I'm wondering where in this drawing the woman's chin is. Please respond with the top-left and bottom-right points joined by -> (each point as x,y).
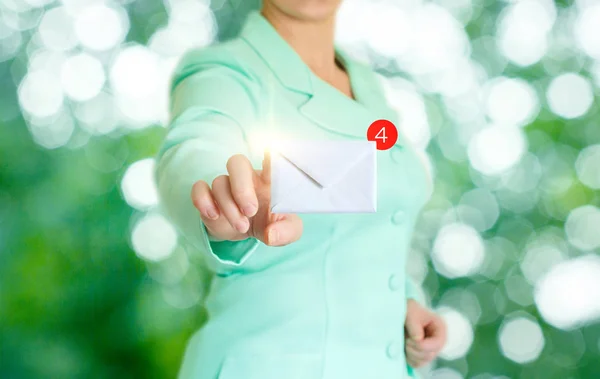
268,0 -> 342,22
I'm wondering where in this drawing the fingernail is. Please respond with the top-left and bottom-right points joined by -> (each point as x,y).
243,203 -> 257,217
206,208 -> 219,220
235,219 -> 249,233
268,228 -> 278,244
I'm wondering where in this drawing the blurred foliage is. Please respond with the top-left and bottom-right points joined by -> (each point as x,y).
1,0 -> 600,378
0,115 -> 197,378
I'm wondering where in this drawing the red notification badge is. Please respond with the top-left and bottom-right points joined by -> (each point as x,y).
367,119 -> 398,150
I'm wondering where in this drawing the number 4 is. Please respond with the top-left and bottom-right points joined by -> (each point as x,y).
375,126 -> 387,143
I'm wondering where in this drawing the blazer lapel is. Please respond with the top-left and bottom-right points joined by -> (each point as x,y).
240,11 -> 406,146
299,53 -> 406,145
298,78 -> 375,140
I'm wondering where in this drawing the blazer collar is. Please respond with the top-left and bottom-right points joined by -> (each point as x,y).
239,11 -> 401,142
240,11 -> 314,95
336,51 -> 397,121
239,11 -> 393,109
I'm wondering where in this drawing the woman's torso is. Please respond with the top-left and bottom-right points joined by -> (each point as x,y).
177,12 -> 433,379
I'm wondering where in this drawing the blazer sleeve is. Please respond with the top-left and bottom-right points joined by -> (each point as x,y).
406,277 -> 424,303
155,49 -> 262,275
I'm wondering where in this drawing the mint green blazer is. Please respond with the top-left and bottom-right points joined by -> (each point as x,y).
156,10 -> 433,379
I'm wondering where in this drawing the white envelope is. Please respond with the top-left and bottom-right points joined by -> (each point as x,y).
270,140 -> 377,213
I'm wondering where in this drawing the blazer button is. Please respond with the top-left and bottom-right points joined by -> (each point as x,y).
388,274 -> 401,291
391,210 -> 406,225
386,341 -> 401,359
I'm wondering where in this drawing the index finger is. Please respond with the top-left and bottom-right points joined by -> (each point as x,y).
262,149 -> 271,185
226,154 -> 259,217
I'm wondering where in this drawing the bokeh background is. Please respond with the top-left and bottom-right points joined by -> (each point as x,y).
1,0 -> 599,378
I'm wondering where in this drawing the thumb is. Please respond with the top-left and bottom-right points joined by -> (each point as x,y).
405,315 -> 425,341
264,214 -> 303,247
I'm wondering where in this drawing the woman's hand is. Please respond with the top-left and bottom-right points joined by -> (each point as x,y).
404,299 -> 447,368
191,152 -> 303,246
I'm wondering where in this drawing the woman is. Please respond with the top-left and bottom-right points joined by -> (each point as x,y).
156,1 -> 447,378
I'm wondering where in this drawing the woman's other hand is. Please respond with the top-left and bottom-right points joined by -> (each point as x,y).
191,152 -> 303,246
404,299 -> 447,368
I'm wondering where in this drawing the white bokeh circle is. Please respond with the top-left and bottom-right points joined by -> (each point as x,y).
437,306 -> 474,360
468,125 -> 527,176
575,145 -> 600,189
498,316 -> 545,363
485,77 -> 539,127
60,52 -> 106,101
546,73 -> 593,119
432,223 -> 485,278
535,255 -> 600,329
121,158 -> 160,211
131,213 -> 178,262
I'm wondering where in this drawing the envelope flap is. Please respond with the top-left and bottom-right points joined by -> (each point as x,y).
272,140 -> 375,188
